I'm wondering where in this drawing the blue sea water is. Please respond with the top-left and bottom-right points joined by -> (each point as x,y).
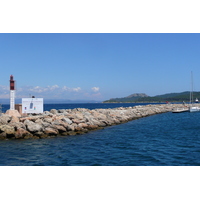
0,103 -> 200,166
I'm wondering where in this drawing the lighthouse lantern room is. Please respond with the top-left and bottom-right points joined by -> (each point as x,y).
10,75 -> 15,110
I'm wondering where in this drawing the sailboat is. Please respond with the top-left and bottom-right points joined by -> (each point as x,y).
189,72 -> 200,112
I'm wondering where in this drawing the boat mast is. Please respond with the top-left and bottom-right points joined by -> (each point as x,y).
190,71 -> 194,105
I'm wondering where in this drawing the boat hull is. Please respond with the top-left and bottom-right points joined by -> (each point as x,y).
190,107 -> 200,112
172,108 -> 189,113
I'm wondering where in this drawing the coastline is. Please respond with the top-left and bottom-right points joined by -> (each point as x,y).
0,103 -> 189,140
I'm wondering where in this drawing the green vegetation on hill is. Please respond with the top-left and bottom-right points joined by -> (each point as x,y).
103,92 -> 200,103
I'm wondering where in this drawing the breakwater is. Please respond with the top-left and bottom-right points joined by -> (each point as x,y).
0,104 -> 188,140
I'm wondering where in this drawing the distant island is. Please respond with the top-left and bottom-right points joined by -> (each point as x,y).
103,91 -> 200,103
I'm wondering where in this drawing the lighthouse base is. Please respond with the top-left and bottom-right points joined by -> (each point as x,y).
6,110 -> 21,118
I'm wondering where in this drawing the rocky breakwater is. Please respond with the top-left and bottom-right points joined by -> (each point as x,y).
0,104 -> 186,140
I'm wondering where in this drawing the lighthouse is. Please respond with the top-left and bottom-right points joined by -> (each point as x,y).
10,75 -> 15,110
5,75 -> 21,117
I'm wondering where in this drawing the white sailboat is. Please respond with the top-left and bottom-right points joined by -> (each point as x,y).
189,71 -> 200,112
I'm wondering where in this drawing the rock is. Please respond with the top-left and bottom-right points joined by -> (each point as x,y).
5,109 -> 21,117
10,116 -> 20,123
51,119 -> 64,126
33,131 -> 46,138
74,113 -> 84,120
20,116 -> 40,122
0,125 -> 15,134
24,133 -> 34,139
44,128 -> 59,136
74,126 -> 83,132
0,132 -> 7,139
97,121 -> 107,127
24,120 -> 43,133
62,118 -> 72,125
35,118 -> 44,124
15,128 -> 30,139
0,114 -> 11,125
67,131 -> 77,136
78,123 -> 88,129
72,118 -> 83,124
66,125 -> 75,131
50,109 -> 58,114
9,122 -> 26,130
41,122 -> 52,128
52,125 -> 67,133
43,111 -> 53,116
87,125 -> 99,130
43,117 -> 53,123
58,109 -> 66,113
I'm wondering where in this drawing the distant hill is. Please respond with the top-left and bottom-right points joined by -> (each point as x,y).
103,91 -> 200,103
104,93 -> 150,103
126,93 -> 149,98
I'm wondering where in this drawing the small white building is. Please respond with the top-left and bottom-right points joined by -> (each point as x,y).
22,98 -> 43,114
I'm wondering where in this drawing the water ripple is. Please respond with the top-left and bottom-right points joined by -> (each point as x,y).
1,111 -> 200,165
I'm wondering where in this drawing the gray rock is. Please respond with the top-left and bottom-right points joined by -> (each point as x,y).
67,125 -> 75,131
44,127 -> 59,136
15,128 -> 30,139
0,114 -> 11,125
0,125 -> 15,134
58,109 -> 66,113
52,125 -> 67,133
62,118 -> 72,125
0,132 -> 7,139
24,120 -> 43,133
9,122 -> 26,130
43,111 -> 53,116
43,117 -> 53,123
50,109 -> 58,114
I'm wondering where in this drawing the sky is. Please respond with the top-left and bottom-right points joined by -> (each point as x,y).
1,33 -> 200,101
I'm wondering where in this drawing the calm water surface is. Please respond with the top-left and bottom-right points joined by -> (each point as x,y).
0,103 -> 200,166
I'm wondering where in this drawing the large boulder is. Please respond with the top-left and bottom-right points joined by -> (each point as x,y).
10,116 -> 20,123
0,125 -> 15,138
43,111 -> 53,116
5,110 -> 21,117
66,125 -> 75,131
15,128 -> 30,139
51,119 -> 69,129
43,117 -> 53,123
78,123 -> 88,129
62,118 -> 72,125
44,127 -> 59,136
9,122 -> 26,130
50,109 -> 58,114
52,125 -> 67,133
0,114 -> 11,125
0,132 -> 7,139
23,133 -> 34,139
24,120 -> 43,133
0,125 -> 15,134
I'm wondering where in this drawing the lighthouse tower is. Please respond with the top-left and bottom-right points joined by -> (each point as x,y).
10,75 -> 15,110
5,75 -> 21,117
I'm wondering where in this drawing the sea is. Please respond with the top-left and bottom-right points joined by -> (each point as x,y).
0,102 -> 200,166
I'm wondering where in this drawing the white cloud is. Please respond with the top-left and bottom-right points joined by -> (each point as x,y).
0,84 -> 102,100
0,85 -> 9,91
73,87 -> 81,92
92,87 -> 100,92
62,86 -> 69,91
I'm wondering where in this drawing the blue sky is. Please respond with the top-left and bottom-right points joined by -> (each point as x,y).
1,33 -> 200,101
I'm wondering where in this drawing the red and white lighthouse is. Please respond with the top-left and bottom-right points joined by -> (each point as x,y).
10,75 -> 15,110
6,75 -> 21,117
